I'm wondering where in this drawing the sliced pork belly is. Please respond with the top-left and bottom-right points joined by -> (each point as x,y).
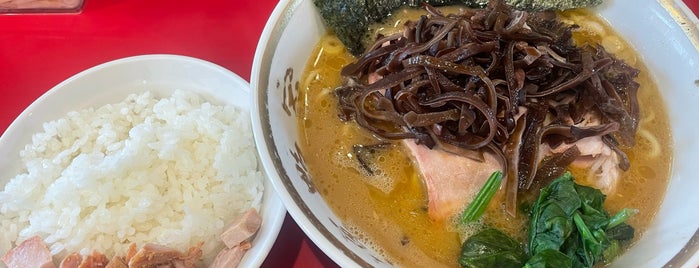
539,112 -> 623,195
403,139 -> 500,222
541,136 -> 620,194
1,236 -> 56,268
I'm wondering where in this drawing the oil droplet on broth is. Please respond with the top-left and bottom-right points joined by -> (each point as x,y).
319,98 -> 329,108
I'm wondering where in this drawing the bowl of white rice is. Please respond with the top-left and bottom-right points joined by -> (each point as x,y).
0,54 -> 286,267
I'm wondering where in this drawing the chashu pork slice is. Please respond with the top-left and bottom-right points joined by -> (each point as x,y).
541,135 -> 620,195
403,140 -> 500,222
540,113 -> 623,195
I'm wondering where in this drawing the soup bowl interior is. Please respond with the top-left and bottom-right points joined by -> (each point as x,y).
251,0 -> 699,267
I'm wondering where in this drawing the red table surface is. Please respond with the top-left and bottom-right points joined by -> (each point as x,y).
0,0 -> 697,267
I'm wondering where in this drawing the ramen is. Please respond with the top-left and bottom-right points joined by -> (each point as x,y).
296,5 -> 671,267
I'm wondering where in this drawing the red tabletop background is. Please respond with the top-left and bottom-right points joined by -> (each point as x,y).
0,0 -> 697,267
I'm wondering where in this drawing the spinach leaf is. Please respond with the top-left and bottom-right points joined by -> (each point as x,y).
524,249 -> 572,268
572,212 -> 604,266
607,208 -> 638,229
459,228 -> 526,268
457,171 -> 636,268
606,223 -> 635,241
574,184 -> 609,230
527,171 -> 637,268
574,184 -> 605,212
602,240 -> 621,262
528,172 -> 580,255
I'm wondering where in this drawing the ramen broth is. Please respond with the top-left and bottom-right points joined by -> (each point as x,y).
296,8 -> 672,267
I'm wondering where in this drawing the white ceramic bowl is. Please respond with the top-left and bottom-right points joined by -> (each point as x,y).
0,54 -> 286,267
251,0 -> 699,267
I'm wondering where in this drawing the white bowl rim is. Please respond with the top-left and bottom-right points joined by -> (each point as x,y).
250,1 -> 375,266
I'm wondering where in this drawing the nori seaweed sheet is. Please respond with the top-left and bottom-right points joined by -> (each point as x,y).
313,0 -> 485,55
507,0 -> 602,11
313,0 -> 601,55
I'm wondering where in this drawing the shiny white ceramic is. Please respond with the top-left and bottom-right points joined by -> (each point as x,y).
0,54 -> 286,268
252,0 -> 699,267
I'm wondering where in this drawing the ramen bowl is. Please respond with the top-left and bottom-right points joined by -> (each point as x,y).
251,0 -> 699,267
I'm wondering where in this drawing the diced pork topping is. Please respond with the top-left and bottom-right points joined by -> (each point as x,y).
77,252 -> 108,268
210,242 -> 252,268
3,208 -> 260,268
103,256 -> 127,268
59,253 -> 82,268
127,243 -> 202,268
1,236 -> 56,268
220,209 -> 262,248
211,209 -> 262,268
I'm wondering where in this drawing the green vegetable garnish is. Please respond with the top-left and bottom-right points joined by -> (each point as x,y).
572,212 -> 603,266
527,171 -> 637,268
523,249 -> 572,268
607,208 -> 639,229
460,171 -> 503,224
458,172 -> 637,268
459,228 -> 527,268
605,223 -> 635,241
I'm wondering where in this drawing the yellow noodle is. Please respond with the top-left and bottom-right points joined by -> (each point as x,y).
638,128 -> 661,157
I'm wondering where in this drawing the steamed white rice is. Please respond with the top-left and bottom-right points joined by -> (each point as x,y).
0,90 -> 263,264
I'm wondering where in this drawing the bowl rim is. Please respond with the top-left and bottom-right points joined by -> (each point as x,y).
251,1 -> 699,267
0,54 -> 287,267
250,1 -> 366,266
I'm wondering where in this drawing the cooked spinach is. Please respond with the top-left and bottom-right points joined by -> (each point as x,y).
459,172 -> 636,268
527,172 -> 636,267
607,208 -> 638,229
528,172 -> 580,255
523,249 -> 572,268
605,223 -> 634,241
459,228 -> 527,268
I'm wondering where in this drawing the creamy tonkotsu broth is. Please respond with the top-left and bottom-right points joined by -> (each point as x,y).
296,7 -> 672,267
